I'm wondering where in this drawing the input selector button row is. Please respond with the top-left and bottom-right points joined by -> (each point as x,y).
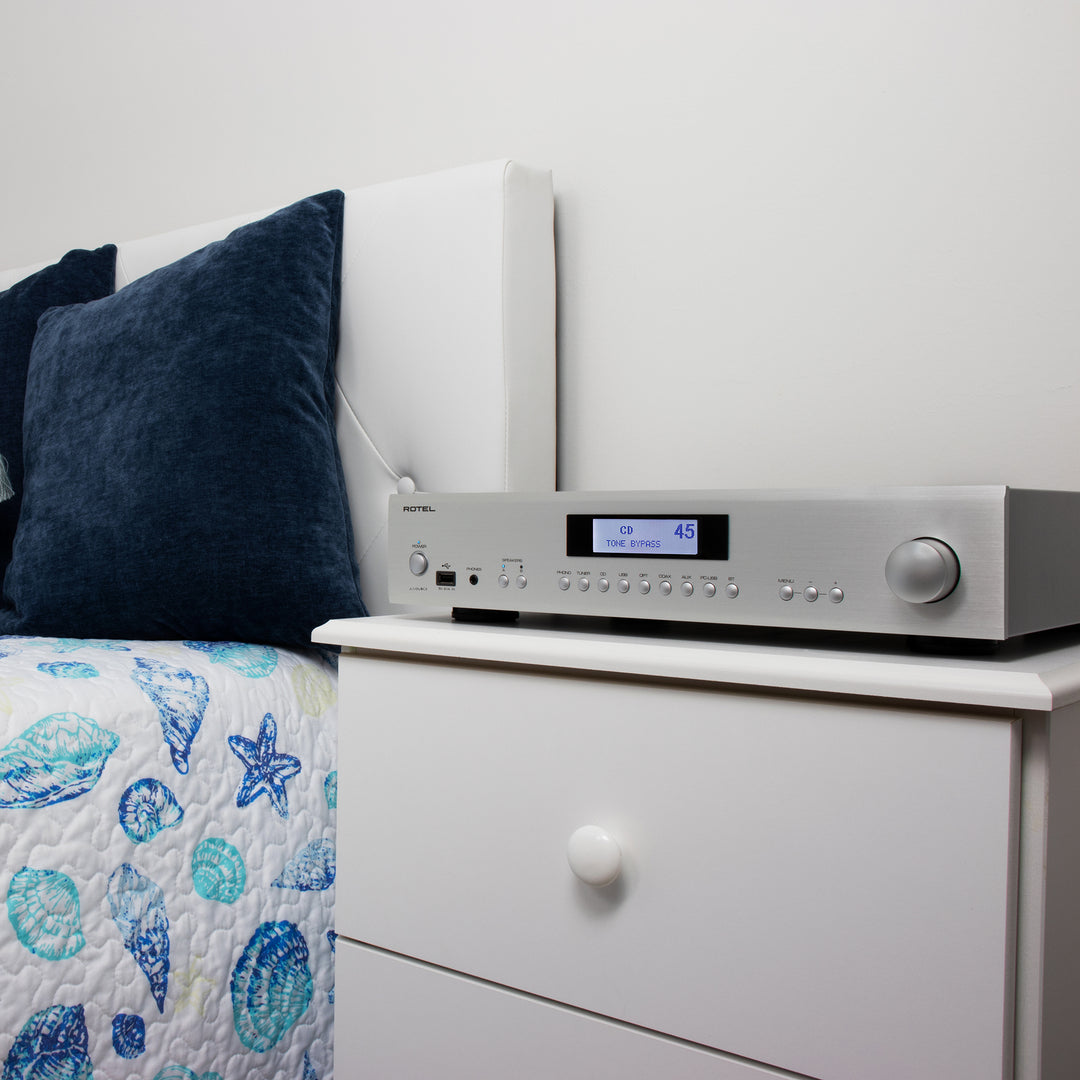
556,575 -> 740,600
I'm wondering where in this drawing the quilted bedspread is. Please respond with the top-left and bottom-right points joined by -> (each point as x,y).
0,637 -> 338,1080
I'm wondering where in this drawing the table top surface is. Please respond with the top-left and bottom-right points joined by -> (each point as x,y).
314,612 -> 1080,712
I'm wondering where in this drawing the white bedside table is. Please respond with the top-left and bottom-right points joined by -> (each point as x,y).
314,613 -> 1080,1080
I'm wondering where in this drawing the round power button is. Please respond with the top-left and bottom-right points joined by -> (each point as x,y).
409,551 -> 429,576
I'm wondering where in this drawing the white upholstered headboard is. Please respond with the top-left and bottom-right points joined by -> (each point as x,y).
1,160 -> 556,616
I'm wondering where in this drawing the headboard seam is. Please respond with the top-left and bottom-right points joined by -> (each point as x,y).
500,160 -> 512,491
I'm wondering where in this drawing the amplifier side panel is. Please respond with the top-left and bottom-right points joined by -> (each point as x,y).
1007,490 -> 1080,637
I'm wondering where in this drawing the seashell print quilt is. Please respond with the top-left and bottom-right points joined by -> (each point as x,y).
0,636 -> 337,1080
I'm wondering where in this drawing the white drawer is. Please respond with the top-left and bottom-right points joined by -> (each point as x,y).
336,938 -> 797,1079
337,653 -> 1019,1080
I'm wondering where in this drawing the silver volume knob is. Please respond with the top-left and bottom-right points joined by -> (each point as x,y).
885,538 -> 960,604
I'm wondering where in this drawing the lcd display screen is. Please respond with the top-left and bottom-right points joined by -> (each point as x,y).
592,517 -> 698,556
566,515 -> 729,560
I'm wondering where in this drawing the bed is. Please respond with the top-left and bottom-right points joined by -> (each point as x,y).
0,160 -> 555,1080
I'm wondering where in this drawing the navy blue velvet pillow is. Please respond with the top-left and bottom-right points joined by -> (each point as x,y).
0,245 -> 117,576
1,191 -> 366,645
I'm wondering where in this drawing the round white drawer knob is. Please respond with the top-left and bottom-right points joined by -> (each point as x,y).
567,825 -> 622,887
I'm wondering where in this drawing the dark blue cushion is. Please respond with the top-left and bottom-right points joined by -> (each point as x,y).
0,245 -> 117,576
1,191 -> 366,645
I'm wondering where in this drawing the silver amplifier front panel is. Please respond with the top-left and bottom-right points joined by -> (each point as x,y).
386,487 -> 1065,640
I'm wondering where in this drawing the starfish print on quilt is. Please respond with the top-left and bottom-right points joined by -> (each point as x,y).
228,712 -> 301,818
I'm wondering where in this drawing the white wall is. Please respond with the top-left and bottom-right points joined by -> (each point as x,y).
3,0 -> 1078,493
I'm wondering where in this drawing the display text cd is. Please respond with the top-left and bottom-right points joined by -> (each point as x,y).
566,515 -> 729,560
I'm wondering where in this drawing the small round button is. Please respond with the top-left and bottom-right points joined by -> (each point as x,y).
516,575 -> 528,589
498,574 -> 510,588
829,587 -> 844,604
409,551 -> 429,576
725,583 -> 739,599
703,582 -> 717,598
558,576 -> 571,591
598,578 -> 610,593
659,580 -> 672,596
617,578 -> 630,594
779,585 -> 794,601
680,581 -> 694,597
578,577 -> 590,592
638,579 -> 651,595
804,586 -> 819,602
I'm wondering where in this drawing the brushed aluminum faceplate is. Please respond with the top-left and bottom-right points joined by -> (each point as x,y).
387,487 -> 1080,640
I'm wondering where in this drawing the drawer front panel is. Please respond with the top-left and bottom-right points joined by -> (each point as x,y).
336,938 -> 802,1079
337,654 -> 1018,1080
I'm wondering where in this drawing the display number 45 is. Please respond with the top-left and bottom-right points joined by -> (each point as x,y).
674,522 -> 695,540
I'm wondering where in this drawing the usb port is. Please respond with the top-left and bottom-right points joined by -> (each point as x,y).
436,571 -> 457,587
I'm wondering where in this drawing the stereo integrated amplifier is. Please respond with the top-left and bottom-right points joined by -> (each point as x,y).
388,487 -> 1080,641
